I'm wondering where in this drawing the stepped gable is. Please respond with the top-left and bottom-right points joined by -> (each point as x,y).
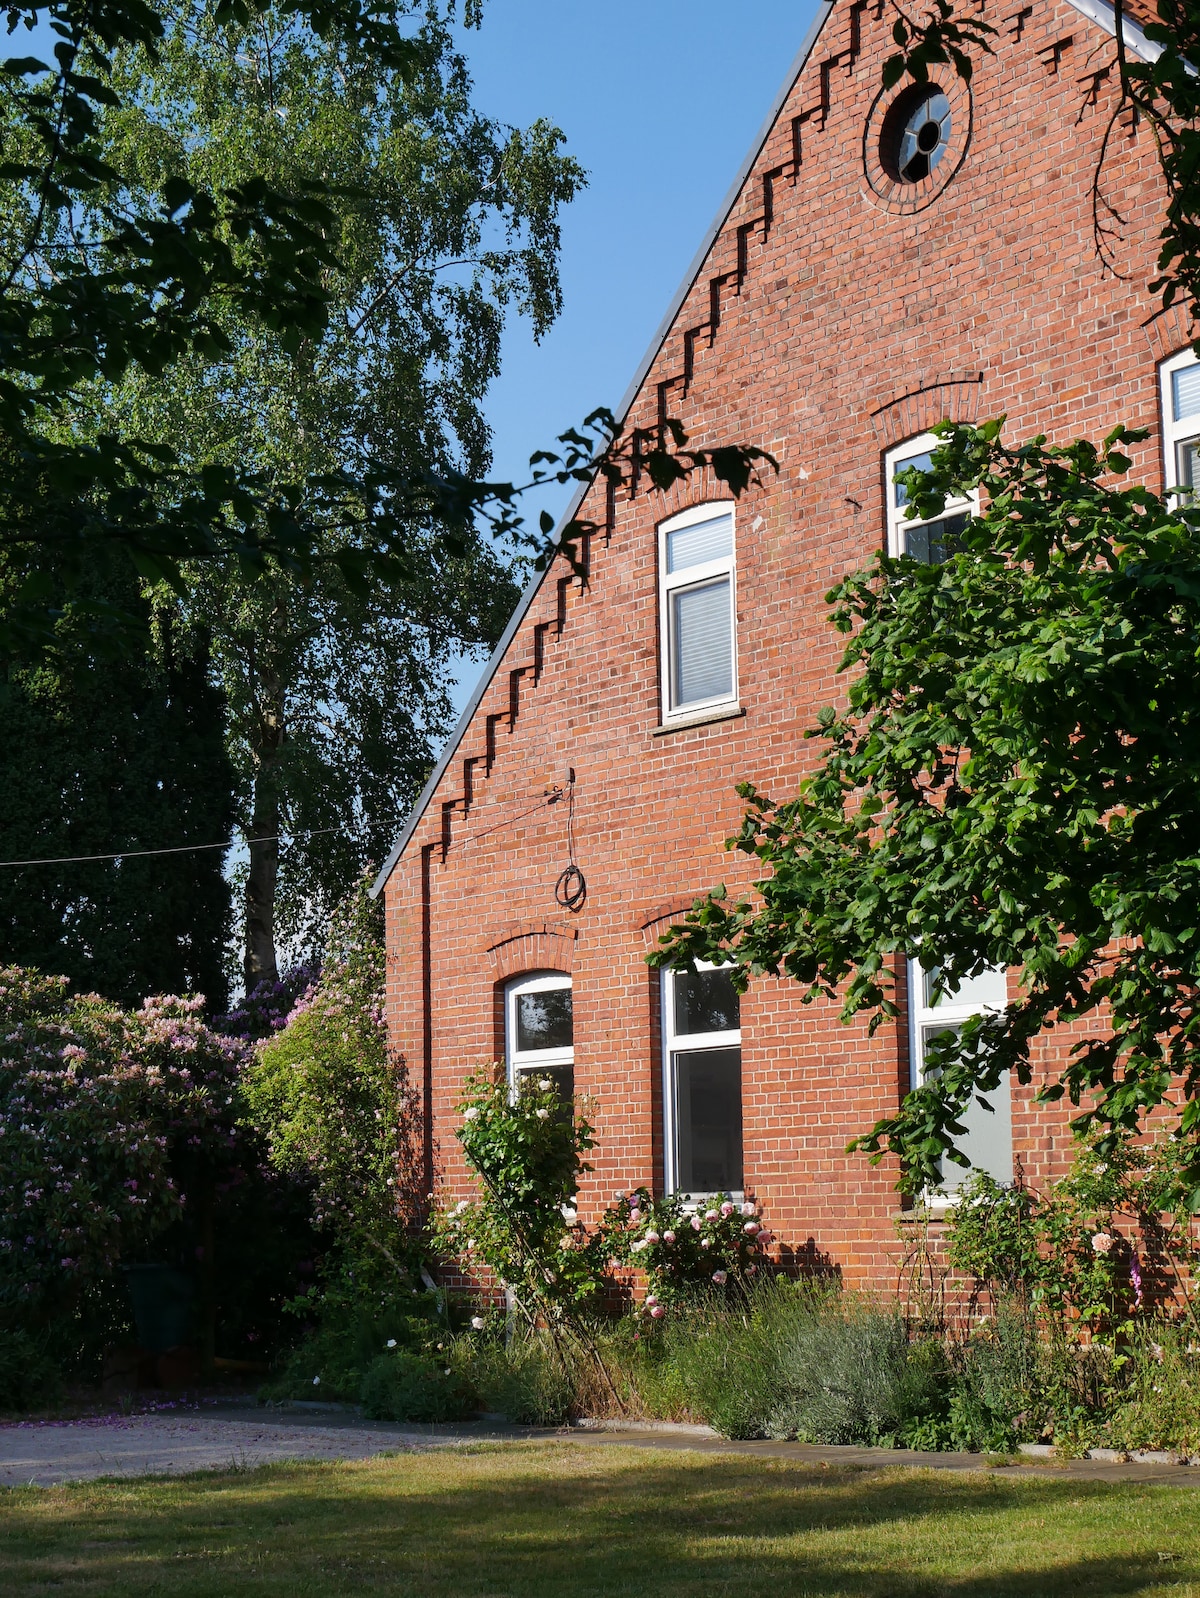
371,0 -> 1147,895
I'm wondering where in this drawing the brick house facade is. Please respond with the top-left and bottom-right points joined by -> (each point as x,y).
373,0 -> 1192,1286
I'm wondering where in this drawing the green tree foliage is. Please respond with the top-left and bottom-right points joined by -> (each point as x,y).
0,559 -> 234,1010
64,0 -> 584,979
243,878 -> 424,1286
0,0 -> 435,640
655,421 -> 1200,1190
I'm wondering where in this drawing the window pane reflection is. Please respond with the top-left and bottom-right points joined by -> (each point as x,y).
515,988 -> 573,1052
674,1047 -> 743,1193
673,968 -> 740,1035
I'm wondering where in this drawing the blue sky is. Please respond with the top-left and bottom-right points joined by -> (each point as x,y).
452,0 -> 822,710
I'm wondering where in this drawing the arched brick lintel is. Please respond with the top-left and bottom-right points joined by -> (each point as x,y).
869,372 -> 986,448
485,923 -> 578,981
635,898 -> 702,950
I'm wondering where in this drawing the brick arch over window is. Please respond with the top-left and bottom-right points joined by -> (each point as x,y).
1143,302 -> 1192,369
634,898 -> 704,951
484,922 -> 578,982
869,372 -> 986,448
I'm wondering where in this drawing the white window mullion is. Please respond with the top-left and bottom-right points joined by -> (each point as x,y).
908,958 -> 1012,1201
1160,349 -> 1200,503
662,962 -> 743,1198
658,504 -> 738,722
885,432 -> 977,562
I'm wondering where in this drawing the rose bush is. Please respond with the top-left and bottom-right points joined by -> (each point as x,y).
601,1188 -> 772,1313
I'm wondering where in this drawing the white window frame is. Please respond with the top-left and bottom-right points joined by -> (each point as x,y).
908,958 -> 1012,1204
1159,347 -> 1200,503
661,961 -> 743,1199
657,502 -> 739,724
885,432 -> 977,559
504,971 -> 573,1096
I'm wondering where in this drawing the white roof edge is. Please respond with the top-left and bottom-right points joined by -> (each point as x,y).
1063,0 -> 1162,59
369,1 -> 836,899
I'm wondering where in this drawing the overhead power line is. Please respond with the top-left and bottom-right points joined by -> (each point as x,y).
0,825 -> 350,870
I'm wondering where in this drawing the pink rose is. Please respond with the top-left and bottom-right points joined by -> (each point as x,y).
705,1209 -> 719,1222
711,1270 -> 728,1285
741,1201 -> 756,1218
756,1231 -> 775,1246
743,1221 -> 760,1234
645,1294 -> 658,1307
645,1231 -> 660,1244
629,1209 -> 642,1225
663,1230 -> 676,1244
649,1304 -> 665,1319
1092,1231 -> 1114,1255
720,1202 -> 734,1217
700,1237 -> 712,1249
690,1215 -> 702,1231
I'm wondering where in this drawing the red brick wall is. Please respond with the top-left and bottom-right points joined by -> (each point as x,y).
382,0 -> 1180,1287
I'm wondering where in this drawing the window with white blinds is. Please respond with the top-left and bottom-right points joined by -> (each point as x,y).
1161,349 -> 1200,502
658,505 -> 738,721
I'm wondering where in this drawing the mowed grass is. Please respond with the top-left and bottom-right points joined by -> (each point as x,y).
1,1441 -> 1200,1597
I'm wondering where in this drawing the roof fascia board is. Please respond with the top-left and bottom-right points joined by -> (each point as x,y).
1062,0 -> 1162,60
371,1 -> 836,898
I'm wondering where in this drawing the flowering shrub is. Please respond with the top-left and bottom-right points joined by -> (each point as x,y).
601,1188 -> 772,1313
218,964 -> 320,1043
433,1070 -> 605,1317
0,968 -> 246,1316
944,1136 -> 1200,1340
242,881 -> 422,1283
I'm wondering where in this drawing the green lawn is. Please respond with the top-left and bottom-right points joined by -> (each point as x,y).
1,1442 -> 1199,1597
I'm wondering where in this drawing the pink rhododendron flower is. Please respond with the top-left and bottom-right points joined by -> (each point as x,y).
1091,1231 -> 1114,1254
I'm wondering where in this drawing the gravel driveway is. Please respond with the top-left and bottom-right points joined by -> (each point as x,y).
0,1406 -> 507,1487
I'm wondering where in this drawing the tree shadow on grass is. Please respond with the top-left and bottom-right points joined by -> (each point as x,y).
0,1451 -> 1197,1597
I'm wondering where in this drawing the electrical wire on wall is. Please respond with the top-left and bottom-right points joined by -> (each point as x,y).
554,767 -> 586,911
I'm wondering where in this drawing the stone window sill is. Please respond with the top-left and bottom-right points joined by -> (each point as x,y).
651,704 -> 745,737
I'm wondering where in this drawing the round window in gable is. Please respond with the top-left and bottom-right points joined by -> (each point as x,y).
884,85 -> 952,184
862,76 -> 971,214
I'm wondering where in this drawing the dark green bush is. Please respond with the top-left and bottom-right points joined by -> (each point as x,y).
261,1281 -> 445,1403
0,1330 -> 61,1410
455,1334 -> 574,1425
360,1347 -> 473,1423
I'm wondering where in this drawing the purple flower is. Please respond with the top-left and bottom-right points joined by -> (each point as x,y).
1130,1252 -> 1144,1309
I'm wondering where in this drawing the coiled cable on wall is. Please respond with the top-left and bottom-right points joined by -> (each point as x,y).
554,768 -> 586,911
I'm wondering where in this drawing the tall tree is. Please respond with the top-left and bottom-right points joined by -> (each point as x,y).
0,550 -> 235,1009
72,1 -> 580,984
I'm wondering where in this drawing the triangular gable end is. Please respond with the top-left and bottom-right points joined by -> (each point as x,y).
371,0 -> 1157,897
